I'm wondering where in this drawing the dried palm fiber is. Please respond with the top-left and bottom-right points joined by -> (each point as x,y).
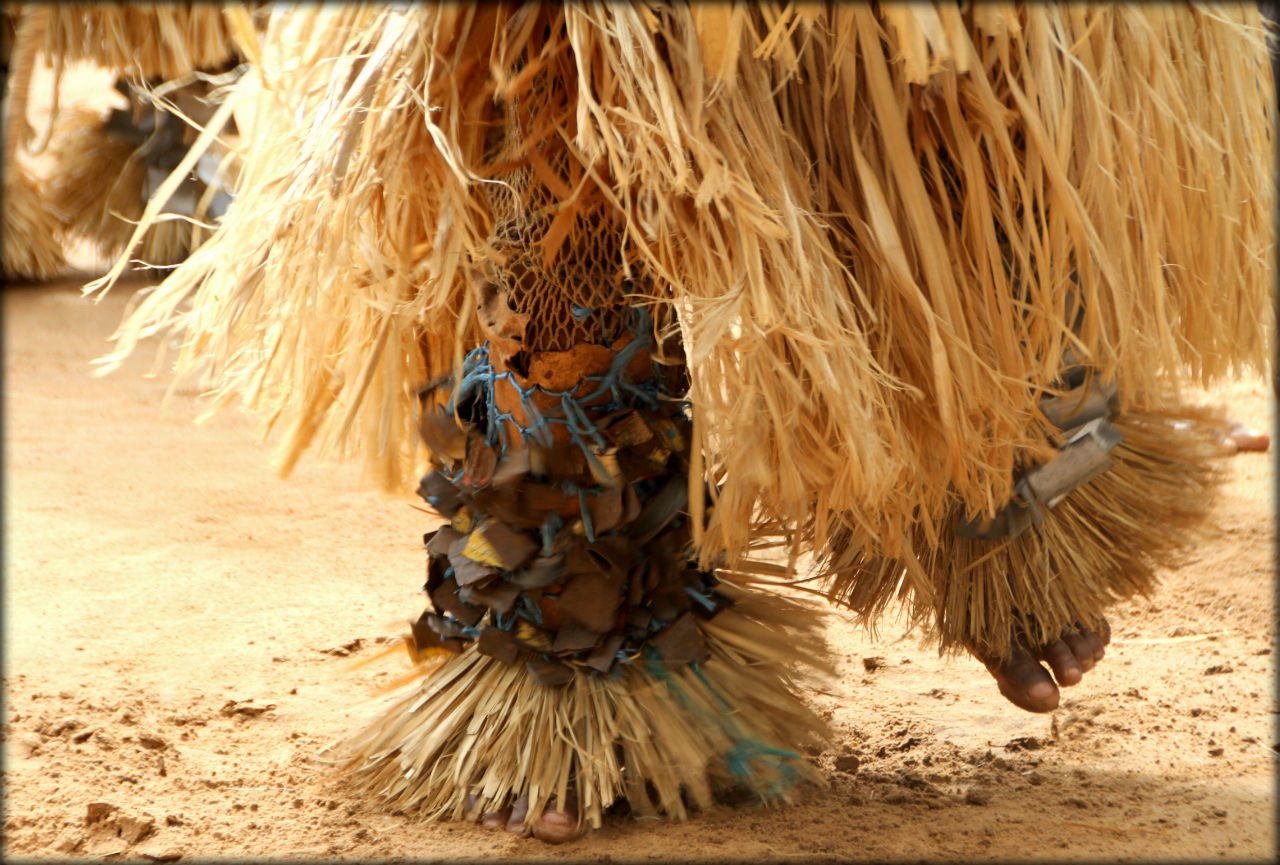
81,0 -> 1272,823
43,55 -> 247,272
2,160 -> 66,279
42,105 -> 197,269
822,398 -> 1231,661
371,184 -> 830,818
343,584 -> 829,829
91,2 -> 1273,555
2,5 -> 66,279
41,2 -> 239,83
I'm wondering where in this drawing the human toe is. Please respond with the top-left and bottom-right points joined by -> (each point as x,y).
531,797 -> 582,844
989,646 -> 1061,713
1226,422 -> 1270,452
1040,638 -> 1084,687
504,796 -> 531,835
1061,630 -> 1097,673
481,807 -> 512,829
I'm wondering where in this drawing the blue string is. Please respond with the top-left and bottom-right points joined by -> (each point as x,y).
684,586 -> 719,613
517,593 -> 543,626
442,308 -> 669,474
435,310 -> 806,791
540,512 -> 563,556
643,648 -> 802,799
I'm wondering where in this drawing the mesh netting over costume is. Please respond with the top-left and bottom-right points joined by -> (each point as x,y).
478,70 -> 630,354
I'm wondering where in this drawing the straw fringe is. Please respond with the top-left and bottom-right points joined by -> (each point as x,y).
820,402 -> 1229,660
42,3 -> 238,82
91,4 -> 1273,564
339,582 -> 830,827
2,164 -> 67,280
44,106 -> 195,268
3,6 -> 66,279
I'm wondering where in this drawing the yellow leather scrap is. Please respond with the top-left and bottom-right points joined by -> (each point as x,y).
461,522 -> 504,567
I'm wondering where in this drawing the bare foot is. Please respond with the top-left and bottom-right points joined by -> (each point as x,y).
466,793 -> 582,843
976,619 -> 1111,713
1218,421 -> 1270,455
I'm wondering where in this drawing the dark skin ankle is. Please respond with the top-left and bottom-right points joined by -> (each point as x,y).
977,619 -> 1111,713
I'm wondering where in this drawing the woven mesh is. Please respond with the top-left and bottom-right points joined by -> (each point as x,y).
480,67 -> 629,352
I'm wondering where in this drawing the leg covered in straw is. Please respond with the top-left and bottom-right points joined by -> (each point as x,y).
341,298 -> 828,831
79,0 -> 1273,831
820,372 -> 1230,710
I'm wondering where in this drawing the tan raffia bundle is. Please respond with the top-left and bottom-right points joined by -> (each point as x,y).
2,6 -> 66,280
2,164 -> 67,280
822,402 -> 1229,659
340,583 -> 830,830
42,2 -> 239,82
43,106 -> 197,269
92,5 -> 1273,631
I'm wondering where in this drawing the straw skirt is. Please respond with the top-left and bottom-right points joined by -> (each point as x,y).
89,1 -> 1274,821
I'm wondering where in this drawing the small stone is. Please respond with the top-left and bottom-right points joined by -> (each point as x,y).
1203,664 -> 1233,675
51,717 -> 86,737
52,830 -> 85,854
86,802 -> 118,824
1004,736 -> 1042,751
834,754 -> 861,775
218,700 -> 276,718
1208,747 -> 1224,757
965,789 -> 990,806
117,814 -> 156,844
862,656 -> 886,672
12,731 -> 43,758
138,733 -> 168,750
113,705 -> 142,725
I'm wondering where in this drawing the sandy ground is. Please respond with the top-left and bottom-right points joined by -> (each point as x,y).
3,272 -> 1276,864
3,55 -> 1277,865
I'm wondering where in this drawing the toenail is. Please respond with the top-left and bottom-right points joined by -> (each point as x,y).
1028,680 -> 1056,702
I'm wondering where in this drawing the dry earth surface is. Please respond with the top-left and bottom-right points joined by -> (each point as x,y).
4,273 -> 1276,864
3,55 -> 1277,865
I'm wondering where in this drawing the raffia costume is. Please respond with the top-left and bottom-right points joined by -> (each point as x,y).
1,3 -> 242,279
95,4 -> 1273,830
